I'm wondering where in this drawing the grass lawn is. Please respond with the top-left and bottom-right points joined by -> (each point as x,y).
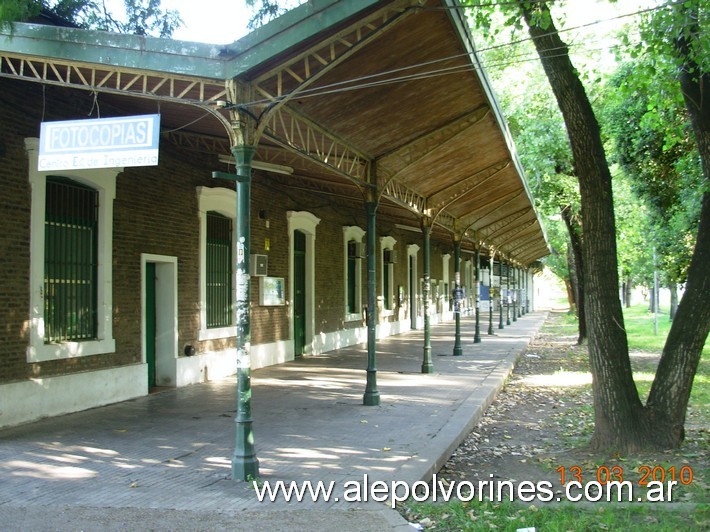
401,305 -> 709,531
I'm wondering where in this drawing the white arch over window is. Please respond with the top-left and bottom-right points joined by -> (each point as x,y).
25,138 -> 117,362
287,211 -> 321,355
379,236 -> 397,314
197,186 -> 237,340
343,226 -> 365,322
442,253 -> 451,306
407,244 -> 420,328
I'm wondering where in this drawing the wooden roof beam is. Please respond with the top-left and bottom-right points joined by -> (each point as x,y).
458,190 -> 523,232
376,105 -> 491,187
427,160 -> 509,212
479,206 -> 531,239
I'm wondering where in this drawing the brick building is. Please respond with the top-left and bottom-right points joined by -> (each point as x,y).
0,0 -> 548,430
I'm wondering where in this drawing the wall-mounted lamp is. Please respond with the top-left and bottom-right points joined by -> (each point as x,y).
184,345 -> 196,357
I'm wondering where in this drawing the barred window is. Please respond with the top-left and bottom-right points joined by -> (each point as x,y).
44,177 -> 98,343
347,241 -> 358,314
206,211 -> 233,328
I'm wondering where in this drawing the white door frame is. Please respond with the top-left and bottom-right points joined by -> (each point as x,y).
287,211 -> 320,356
141,254 -> 178,386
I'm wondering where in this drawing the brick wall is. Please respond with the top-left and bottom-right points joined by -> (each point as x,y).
0,80 -> 33,382
0,78 -> 461,385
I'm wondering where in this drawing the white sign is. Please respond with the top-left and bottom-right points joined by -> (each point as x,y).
39,114 -> 160,171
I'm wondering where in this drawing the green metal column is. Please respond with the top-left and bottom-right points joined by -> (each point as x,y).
452,235 -> 463,356
473,247 -> 481,343
518,268 -> 523,318
512,265 -> 518,323
421,218 -> 433,373
232,146 -> 259,481
216,145 -> 259,482
498,259 -> 504,330
506,261 -> 511,326
363,200 -> 380,405
488,253 -> 495,335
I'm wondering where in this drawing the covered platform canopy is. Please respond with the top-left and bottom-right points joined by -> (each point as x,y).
0,0 -> 549,264
1,0 -> 550,480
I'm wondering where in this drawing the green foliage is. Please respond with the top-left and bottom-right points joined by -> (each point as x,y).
611,170 -> 653,285
0,0 -> 41,24
469,0 -> 704,291
630,0 -> 708,83
244,0 -> 283,30
244,0 -> 309,30
601,53 -> 703,284
0,0 -> 182,37
466,2 -> 579,287
404,493 -> 708,530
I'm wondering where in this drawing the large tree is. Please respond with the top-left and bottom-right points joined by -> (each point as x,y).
478,14 -> 587,341
509,0 -> 709,451
639,0 -> 709,447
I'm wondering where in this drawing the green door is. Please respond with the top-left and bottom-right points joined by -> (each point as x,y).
410,255 -> 417,330
293,230 -> 306,358
145,262 -> 157,389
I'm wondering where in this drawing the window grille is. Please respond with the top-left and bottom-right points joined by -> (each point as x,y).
206,211 -> 233,328
44,177 -> 98,343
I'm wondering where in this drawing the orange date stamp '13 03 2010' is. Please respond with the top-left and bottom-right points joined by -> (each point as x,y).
556,464 -> 694,502
556,465 -> 694,486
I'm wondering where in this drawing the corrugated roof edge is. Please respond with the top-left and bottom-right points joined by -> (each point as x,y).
0,1 -> 386,80
444,0 -> 551,260
221,0 -> 384,78
0,22 -> 229,78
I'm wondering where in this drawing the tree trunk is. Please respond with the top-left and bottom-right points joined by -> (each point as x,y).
644,3 -> 710,447
564,278 -> 576,313
625,279 -> 632,308
566,245 -> 578,312
561,204 -> 587,343
669,282 -> 678,321
520,2 -> 649,451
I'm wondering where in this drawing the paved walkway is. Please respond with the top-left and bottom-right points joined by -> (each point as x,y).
0,311 -> 547,531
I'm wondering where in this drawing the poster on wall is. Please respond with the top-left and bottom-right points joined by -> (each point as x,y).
260,277 -> 286,306
38,114 -> 160,171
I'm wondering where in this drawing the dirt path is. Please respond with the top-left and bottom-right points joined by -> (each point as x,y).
436,311 -> 708,506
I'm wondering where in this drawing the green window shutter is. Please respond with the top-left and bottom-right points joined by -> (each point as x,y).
384,262 -> 391,310
44,177 -> 98,343
206,211 -> 233,328
347,252 -> 356,314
